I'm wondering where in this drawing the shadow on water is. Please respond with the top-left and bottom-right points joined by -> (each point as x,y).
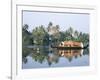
22,46 -> 89,68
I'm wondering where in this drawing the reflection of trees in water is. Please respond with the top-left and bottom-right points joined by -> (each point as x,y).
22,47 -> 33,64
22,47 -> 89,65
31,49 -> 48,64
47,51 -> 59,66
31,48 -> 59,66
83,48 -> 89,55
23,57 -> 27,64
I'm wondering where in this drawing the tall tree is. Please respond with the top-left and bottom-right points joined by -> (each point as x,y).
47,22 -> 53,32
67,27 -> 74,36
22,24 -> 32,46
23,24 -> 29,30
65,27 -> 74,41
74,30 -> 79,38
32,25 -> 47,45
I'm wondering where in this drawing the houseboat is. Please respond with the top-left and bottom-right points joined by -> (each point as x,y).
51,41 -> 88,49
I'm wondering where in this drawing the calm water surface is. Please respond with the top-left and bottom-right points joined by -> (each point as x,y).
22,46 -> 89,69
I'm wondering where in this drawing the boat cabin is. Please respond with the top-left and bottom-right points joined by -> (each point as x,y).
59,41 -> 83,48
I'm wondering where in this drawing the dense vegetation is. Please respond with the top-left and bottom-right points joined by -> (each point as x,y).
22,22 -> 89,47
22,22 -> 89,65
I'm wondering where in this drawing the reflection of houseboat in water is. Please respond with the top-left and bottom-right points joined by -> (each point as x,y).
58,49 -> 83,57
47,49 -> 84,65
51,41 -> 89,49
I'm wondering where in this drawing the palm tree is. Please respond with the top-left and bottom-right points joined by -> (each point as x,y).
74,30 -> 79,38
65,27 -> 74,40
23,24 -> 29,30
68,27 -> 74,36
47,22 -> 53,32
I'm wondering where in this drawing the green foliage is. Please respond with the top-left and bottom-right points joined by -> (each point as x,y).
22,24 -> 33,46
22,22 -> 89,47
22,23 -> 89,65
32,25 -> 49,45
64,27 -> 89,46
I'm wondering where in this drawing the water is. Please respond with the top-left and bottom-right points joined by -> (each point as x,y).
22,46 -> 89,69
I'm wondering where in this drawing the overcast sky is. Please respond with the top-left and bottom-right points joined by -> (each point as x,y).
23,11 -> 89,33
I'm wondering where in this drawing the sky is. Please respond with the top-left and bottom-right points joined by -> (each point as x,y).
23,11 -> 90,33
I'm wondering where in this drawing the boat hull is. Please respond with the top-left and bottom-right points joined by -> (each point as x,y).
51,45 -> 88,50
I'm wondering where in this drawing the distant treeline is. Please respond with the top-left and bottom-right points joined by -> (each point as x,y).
22,22 -> 89,46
